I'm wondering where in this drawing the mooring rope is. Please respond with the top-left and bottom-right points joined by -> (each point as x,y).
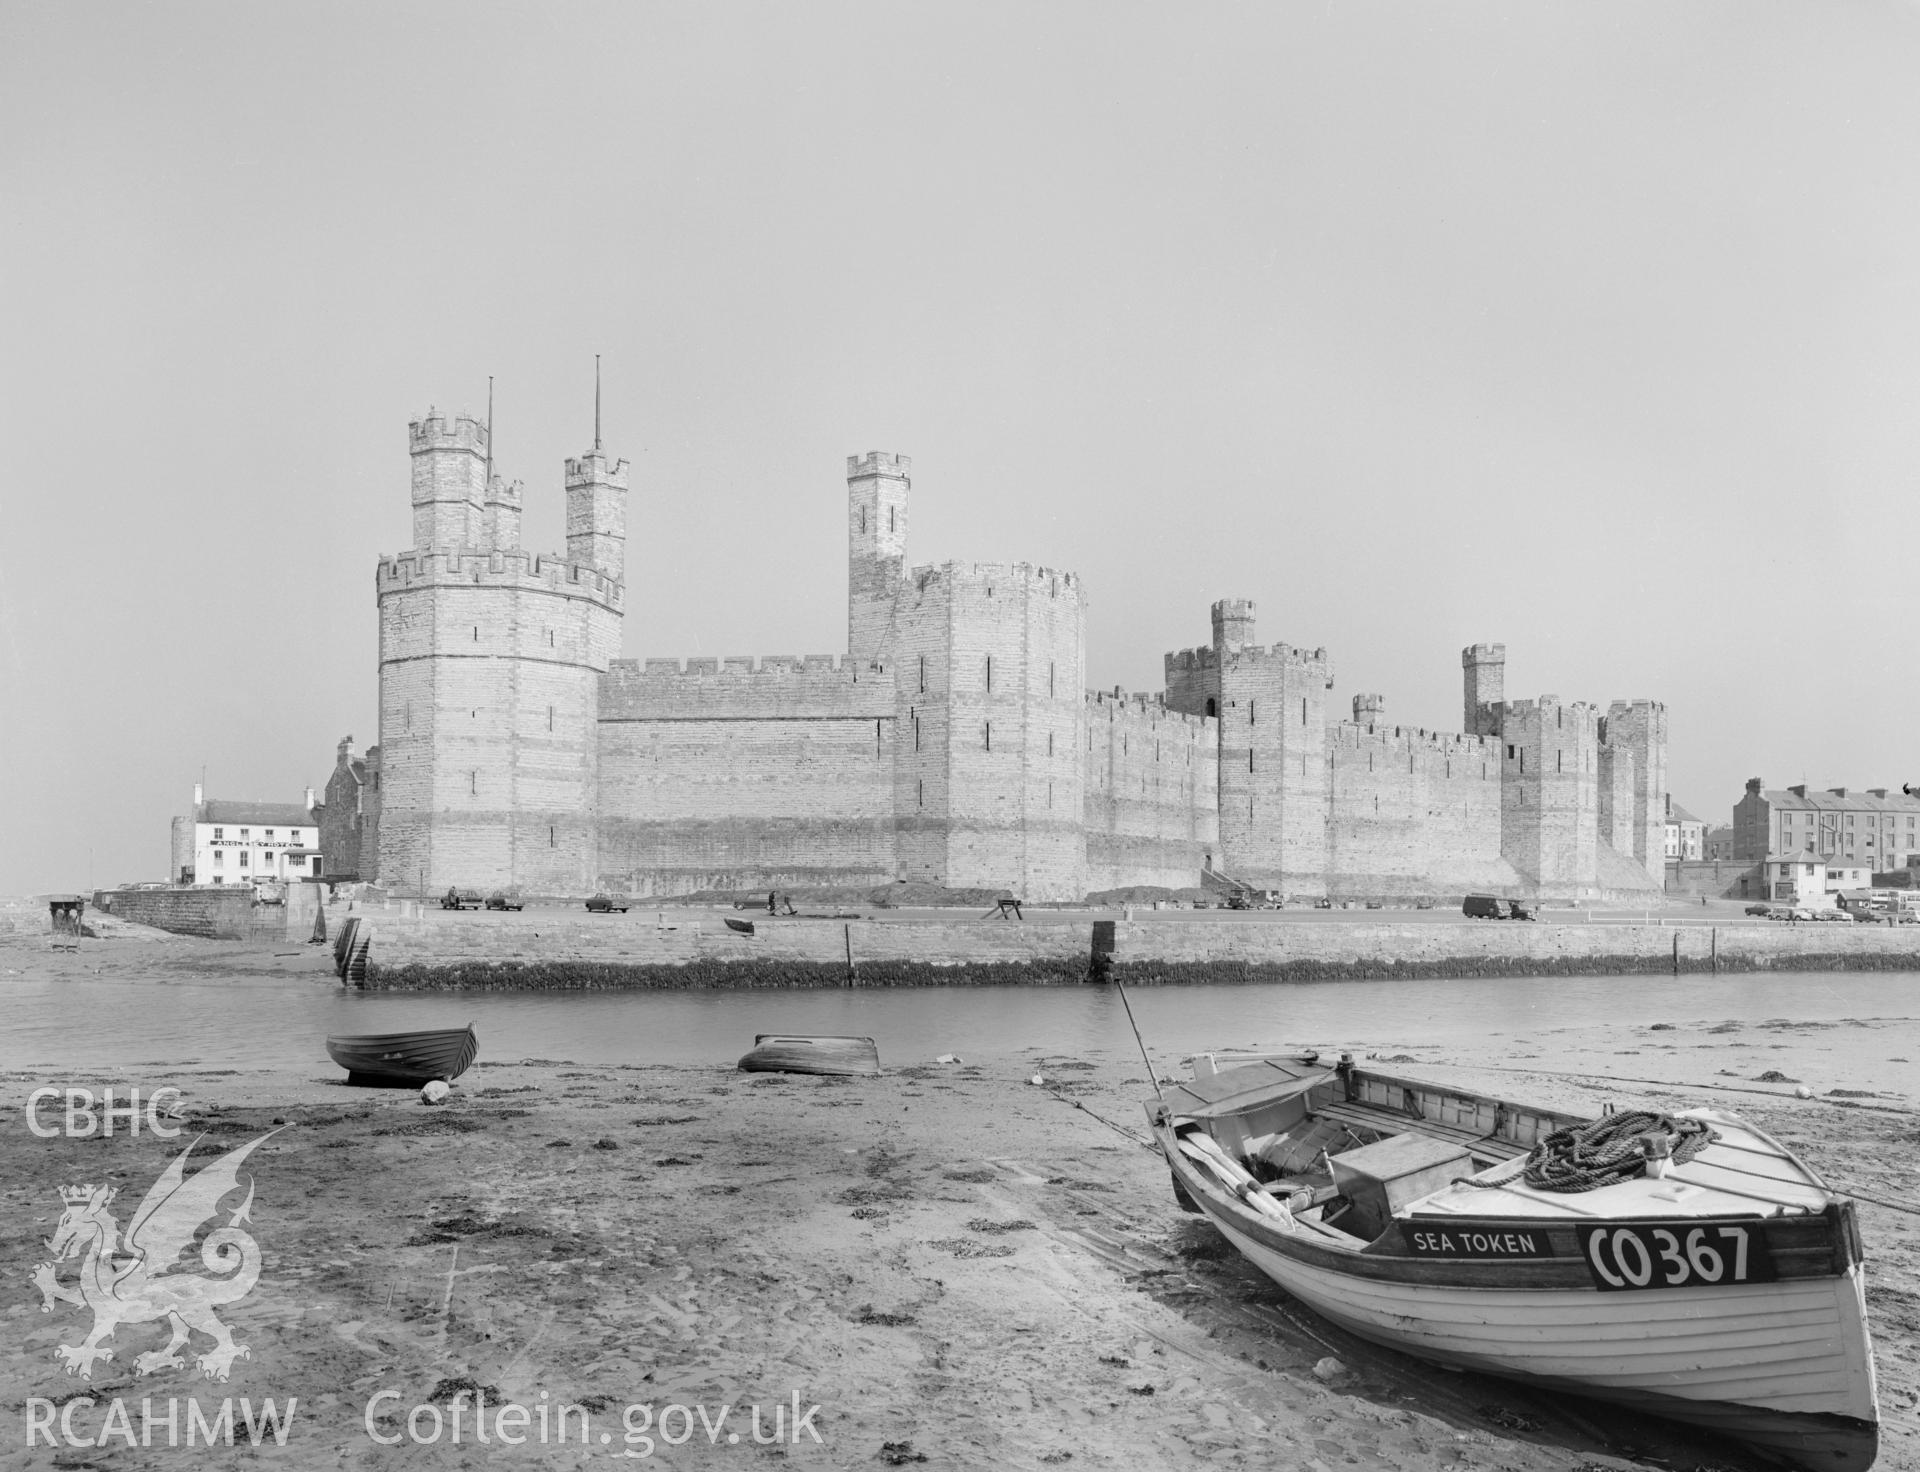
1461,1110 -> 1718,1194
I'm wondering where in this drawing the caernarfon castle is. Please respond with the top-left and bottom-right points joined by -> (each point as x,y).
337,407 -> 1666,903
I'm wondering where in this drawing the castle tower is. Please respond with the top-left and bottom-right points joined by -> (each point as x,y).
1212,598 -> 1256,651
410,411 -> 488,550
377,408 -> 624,895
483,473 -> 524,551
847,452 -> 910,666
564,450 -> 628,575
1462,643 -> 1506,738
1213,642 -> 1334,894
887,558 -> 1087,901
1602,701 -> 1668,884
1352,693 -> 1385,726
1497,695 -> 1600,893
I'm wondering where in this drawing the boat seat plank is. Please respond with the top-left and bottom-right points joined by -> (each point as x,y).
1315,1100 -> 1530,1162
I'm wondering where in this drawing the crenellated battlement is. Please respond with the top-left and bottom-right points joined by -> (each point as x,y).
598,651 -> 892,723
1333,720 -> 1495,757
1224,642 -> 1330,669
1462,642 -> 1506,664
848,451 -> 911,478
410,410 -> 488,455
1165,646 -> 1219,674
907,560 -> 1082,596
1497,696 -> 1602,739
1086,688 -> 1212,733
485,476 -> 524,504
1163,641 -> 1329,671
564,450 -> 630,484
376,548 -> 622,606
606,653 -> 859,680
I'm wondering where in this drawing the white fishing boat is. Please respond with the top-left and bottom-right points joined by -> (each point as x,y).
1147,1053 -> 1878,1471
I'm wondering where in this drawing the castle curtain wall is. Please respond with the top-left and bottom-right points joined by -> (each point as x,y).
1083,693 -> 1219,893
593,657 -> 897,896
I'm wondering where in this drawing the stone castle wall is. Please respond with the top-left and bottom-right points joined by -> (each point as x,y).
376,549 -> 620,895
1083,691 -> 1218,892
1324,720 -> 1516,897
594,655 -> 897,895
371,409 -> 1665,903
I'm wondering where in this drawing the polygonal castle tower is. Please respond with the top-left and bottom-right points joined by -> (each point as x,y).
846,452 -> 1090,900
1164,599 -> 1336,895
375,408 -> 627,894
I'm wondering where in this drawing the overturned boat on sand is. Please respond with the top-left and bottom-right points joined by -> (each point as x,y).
736,1035 -> 880,1077
1147,1053 -> 1878,1472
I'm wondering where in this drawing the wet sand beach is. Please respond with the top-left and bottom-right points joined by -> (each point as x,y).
4,934 -> 1919,1470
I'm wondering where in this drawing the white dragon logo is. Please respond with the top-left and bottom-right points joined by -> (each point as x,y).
31,1129 -> 280,1381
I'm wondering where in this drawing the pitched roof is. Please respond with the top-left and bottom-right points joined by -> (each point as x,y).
1667,801 -> 1704,825
197,800 -> 315,827
1763,786 -> 1920,814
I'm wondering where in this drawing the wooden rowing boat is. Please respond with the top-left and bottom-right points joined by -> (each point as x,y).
1148,1052 -> 1878,1471
736,1034 -> 880,1077
326,1024 -> 478,1086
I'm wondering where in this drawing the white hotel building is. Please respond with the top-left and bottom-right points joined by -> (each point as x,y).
170,785 -> 322,885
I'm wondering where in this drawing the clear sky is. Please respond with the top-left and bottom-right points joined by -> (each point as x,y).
4,3 -> 1918,894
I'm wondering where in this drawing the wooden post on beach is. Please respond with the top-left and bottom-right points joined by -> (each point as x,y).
843,923 -> 855,987
1672,930 -> 1680,976
1710,926 -> 1718,974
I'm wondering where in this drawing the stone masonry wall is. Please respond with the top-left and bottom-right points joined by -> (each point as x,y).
889,562 -> 1087,901
594,656 -> 897,895
1497,697 -> 1600,891
376,549 -> 621,895
1214,644 -> 1334,893
1324,721 -> 1514,897
1083,691 -> 1218,891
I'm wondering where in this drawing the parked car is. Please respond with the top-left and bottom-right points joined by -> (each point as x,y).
485,890 -> 524,911
1508,899 -> 1538,922
1225,890 -> 1252,910
1462,894 -> 1513,920
1312,897 -> 1334,910
584,893 -> 630,913
1744,903 -> 1774,917
440,887 -> 484,910
1813,908 -> 1853,922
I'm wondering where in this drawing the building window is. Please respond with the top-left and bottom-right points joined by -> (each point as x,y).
238,852 -> 248,868
918,655 -> 926,694
265,829 -> 274,841
984,722 -> 991,751
213,851 -> 223,867
240,829 -> 250,841
986,655 -> 992,691
213,827 -> 223,841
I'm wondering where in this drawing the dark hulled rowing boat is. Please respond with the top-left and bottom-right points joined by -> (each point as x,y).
326,1024 -> 478,1086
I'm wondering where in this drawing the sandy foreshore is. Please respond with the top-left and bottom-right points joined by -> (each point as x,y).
3,933 -> 1919,1469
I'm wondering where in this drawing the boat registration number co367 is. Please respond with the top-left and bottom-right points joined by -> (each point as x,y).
1576,1222 -> 1777,1292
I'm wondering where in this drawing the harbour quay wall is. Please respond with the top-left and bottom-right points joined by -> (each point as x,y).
361,914 -> 1095,989
90,886 -> 293,941
350,911 -> 1920,989
1098,919 -> 1920,983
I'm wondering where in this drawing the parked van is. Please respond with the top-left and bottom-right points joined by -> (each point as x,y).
1462,894 -> 1511,920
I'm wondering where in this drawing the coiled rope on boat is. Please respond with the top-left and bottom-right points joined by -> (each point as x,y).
1463,1111 -> 1717,1194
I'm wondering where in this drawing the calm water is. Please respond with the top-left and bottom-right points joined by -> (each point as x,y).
1,970 -> 1912,1072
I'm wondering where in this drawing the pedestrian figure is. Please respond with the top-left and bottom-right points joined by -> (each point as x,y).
780,893 -> 797,915
767,890 -> 778,915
